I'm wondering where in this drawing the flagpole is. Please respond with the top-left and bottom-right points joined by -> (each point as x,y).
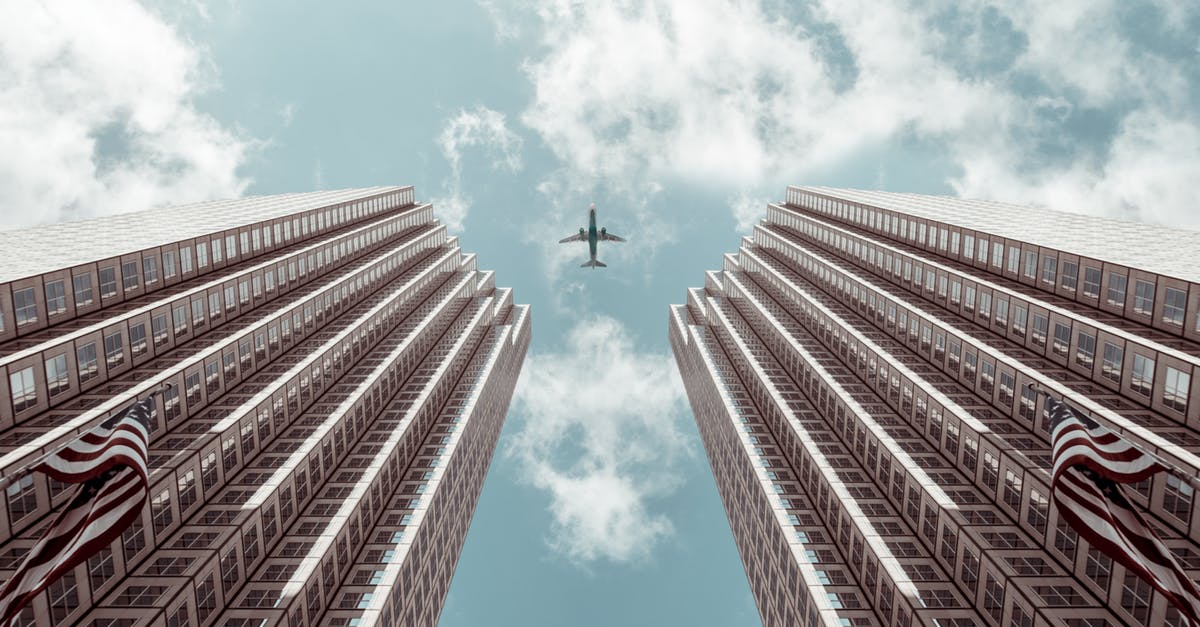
0,384 -> 173,494
1026,383 -> 1200,491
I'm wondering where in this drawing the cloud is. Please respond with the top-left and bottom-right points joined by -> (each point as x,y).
431,106 -> 523,231
494,0 -> 1200,229
508,316 -> 691,564
0,0 -> 255,230
730,193 -> 770,234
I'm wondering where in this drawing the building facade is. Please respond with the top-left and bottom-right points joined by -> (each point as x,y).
0,187 -> 530,626
670,186 -> 1200,626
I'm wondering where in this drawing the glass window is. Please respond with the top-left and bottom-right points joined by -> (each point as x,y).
1053,323 -> 1071,357
181,247 -> 194,273
212,239 -> 223,263
121,261 -> 139,290
99,266 -> 117,298
73,274 -> 94,307
1032,313 -> 1048,347
979,239 -> 990,263
1013,305 -> 1028,334
1165,367 -> 1191,413
152,314 -> 169,347
1061,261 -> 1078,290
129,324 -> 147,357
162,251 -> 177,278
1102,342 -> 1123,383
1164,474 -> 1194,523
173,305 -> 189,335
192,299 -> 206,328
6,475 -> 37,522
77,342 -> 98,383
13,287 -> 37,325
1107,273 -> 1127,306
45,280 -> 66,315
143,257 -> 159,285
9,366 -> 36,412
1131,353 -> 1154,396
1083,266 -> 1101,297
45,354 -> 69,397
992,242 -> 1003,268
1041,256 -> 1057,284
104,332 -> 124,368
1023,251 -> 1037,278
1134,280 -> 1155,315
1163,287 -> 1186,325
196,244 -> 209,268
1076,332 -> 1096,368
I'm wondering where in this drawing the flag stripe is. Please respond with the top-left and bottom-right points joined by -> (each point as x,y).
0,397 -> 155,623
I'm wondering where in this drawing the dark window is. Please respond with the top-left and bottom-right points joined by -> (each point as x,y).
121,261 -> 139,290
13,287 -> 37,325
77,342 -> 98,383
1164,287 -> 1187,325
73,273 -> 94,306
99,266 -> 118,298
1061,261 -> 1078,290
1107,273 -> 1127,306
45,280 -> 66,315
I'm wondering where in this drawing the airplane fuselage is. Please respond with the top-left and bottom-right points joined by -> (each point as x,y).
587,208 -> 598,263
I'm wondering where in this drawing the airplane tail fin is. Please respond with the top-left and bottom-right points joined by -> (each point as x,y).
580,259 -> 607,269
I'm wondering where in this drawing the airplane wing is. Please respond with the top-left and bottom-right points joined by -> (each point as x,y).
558,232 -> 586,243
599,232 -> 626,242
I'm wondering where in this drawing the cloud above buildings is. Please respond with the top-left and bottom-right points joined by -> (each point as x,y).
507,316 -> 691,564
0,0 -> 254,230
431,106 -> 524,232
488,0 -> 1200,228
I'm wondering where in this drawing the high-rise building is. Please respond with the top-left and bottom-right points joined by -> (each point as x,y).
0,187 -> 529,626
670,186 -> 1200,627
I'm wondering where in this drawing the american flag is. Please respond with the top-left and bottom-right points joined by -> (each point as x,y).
0,396 -> 155,623
1049,395 -> 1200,624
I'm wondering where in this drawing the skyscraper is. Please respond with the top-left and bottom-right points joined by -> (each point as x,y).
0,187 -> 529,626
670,186 -> 1200,626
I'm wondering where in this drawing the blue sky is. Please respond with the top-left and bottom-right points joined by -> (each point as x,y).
2,1 -> 1199,625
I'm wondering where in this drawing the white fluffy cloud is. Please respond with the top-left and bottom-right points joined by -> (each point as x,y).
0,0 -> 254,230
508,316 -> 690,563
431,106 -> 523,232
495,0 -> 1200,228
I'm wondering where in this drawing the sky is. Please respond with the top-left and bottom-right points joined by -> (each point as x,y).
2,1 -> 1199,625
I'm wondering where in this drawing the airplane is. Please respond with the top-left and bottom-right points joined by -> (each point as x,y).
558,202 -> 625,268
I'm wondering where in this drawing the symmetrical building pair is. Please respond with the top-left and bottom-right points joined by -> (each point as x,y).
2,183 -> 1198,627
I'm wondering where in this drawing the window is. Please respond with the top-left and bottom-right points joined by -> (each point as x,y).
1083,266 -> 1101,297
1076,332 -> 1096,368
185,372 -> 202,408
1164,474 -> 1194,522
1061,261 -> 1078,290
992,242 -> 1003,267
99,266 -> 117,298
210,293 -> 222,320
1041,256 -> 1057,284
996,299 -> 1009,326
1164,367 -> 1190,413
212,238 -> 223,263
162,250 -> 177,278
1032,313 -> 1048,347
181,247 -> 193,273
1164,287 -> 1187,325
1134,280 -> 1155,315
45,354 -> 69,397
77,342 -> 98,383
13,287 -> 37,325
1013,305 -> 1027,334
1122,572 -> 1153,623
1053,323 -> 1071,357
9,366 -> 36,412
46,571 -> 79,621
173,305 -> 188,335
1023,251 -> 1037,278
196,243 -> 209,268
73,274 -> 93,306
151,489 -> 173,535
226,234 -> 237,259
1102,342 -> 1123,383
152,314 -> 169,347
129,324 -> 147,357
1131,354 -> 1154,396
104,332 -> 125,368
143,257 -> 159,285
45,280 -> 66,315
6,475 -> 37,521
192,299 -> 206,329
121,261 -> 139,290
1107,273 -> 1127,305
